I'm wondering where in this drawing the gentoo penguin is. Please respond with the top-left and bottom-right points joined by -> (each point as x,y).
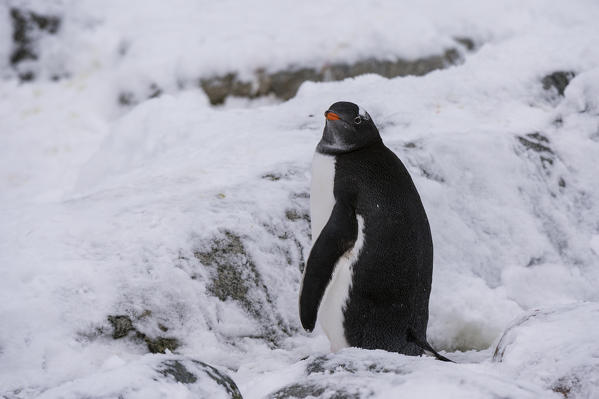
299,101 -> 450,361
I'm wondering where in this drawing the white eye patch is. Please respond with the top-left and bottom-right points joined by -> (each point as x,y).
357,106 -> 370,120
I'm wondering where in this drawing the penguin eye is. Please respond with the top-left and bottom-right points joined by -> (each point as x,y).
354,116 -> 362,124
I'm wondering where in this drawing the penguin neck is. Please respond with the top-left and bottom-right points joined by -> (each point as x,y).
316,137 -> 383,156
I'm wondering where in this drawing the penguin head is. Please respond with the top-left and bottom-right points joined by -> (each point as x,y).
317,101 -> 382,154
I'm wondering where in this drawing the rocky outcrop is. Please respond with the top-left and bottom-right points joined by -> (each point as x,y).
542,71 -> 575,97
493,303 -> 599,398
268,349 -> 550,398
157,357 -> 243,399
8,7 -> 61,81
107,314 -> 180,354
200,38 -> 474,104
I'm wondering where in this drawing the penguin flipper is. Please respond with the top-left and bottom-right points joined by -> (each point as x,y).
299,201 -> 357,332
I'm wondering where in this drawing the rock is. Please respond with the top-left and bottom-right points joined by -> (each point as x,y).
269,383 -> 358,399
107,314 -> 180,353
542,71 -> 575,97
160,359 -> 198,383
268,349 -> 550,398
144,336 -> 180,354
493,303 -> 599,398
157,358 -> 243,399
107,315 -> 134,339
10,355 -> 244,398
199,40 -> 471,104
516,132 -> 555,171
195,231 -> 263,316
9,8 -> 61,81
194,231 -> 287,343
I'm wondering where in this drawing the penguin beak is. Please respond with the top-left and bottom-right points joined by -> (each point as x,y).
325,111 -> 340,121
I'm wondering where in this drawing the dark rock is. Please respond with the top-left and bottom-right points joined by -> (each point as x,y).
305,355 -> 328,374
193,360 -> 244,399
199,73 -> 253,105
145,336 -> 180,354
454,36 -> 476,51
526,256 -> 544,267
117,84 -> 162,107
558,177 -> 566,188
517,132 -> 552,154
194,231 -> 288,344
542,71 -> 575,96
118,92 -> 135,106
262,173 -> 281,181
285,209 -> 309,222
552,375 -> 580,398
9,8 -> 61,80
419,166 -> 445,183
516,132 -> 556,172
160,360 -> 198,383
148,83 -> 162,99
199,44 -> 471,104
267,67 -> 320,101
195,232 -> 257,312
107,315 -> 134,339
269,383 -> 359,399
107,314 -> 179,353
268,384 -> 326,399
156,358 -> 243,398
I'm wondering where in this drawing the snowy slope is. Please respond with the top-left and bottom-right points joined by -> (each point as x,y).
2,1 -> 599,398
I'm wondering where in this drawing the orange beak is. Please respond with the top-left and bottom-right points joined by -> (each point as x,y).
325,111 -> 340,121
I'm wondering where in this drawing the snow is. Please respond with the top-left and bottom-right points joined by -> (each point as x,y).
2,0 -> 599,398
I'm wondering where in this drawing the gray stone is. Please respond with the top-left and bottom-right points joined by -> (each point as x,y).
9,8 -> 61,81
542,71 -> 575,96
107,315 -> 134,339
199,40 -> 471,104
157,358 -> 243,399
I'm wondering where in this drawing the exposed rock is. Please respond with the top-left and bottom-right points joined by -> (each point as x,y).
199,40 -> 470,104
195,231 -> 263,316
107,315 -> 134,339
144,335 -> 180,354
9,8 -> 61,81
268,383 -> 359,399
516,132 -> 555,171
194,231 -> 290,344
160,359 -> 198,383
542,71 -> 576,96
157,358 -> 243,399
271,349 -> 548,399
107,314 -> 179,353
493,303 -> 599,398
118,38 -> 474,105
285,209 -> 309,222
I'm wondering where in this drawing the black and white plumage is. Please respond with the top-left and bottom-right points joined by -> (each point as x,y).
299,101 -> 449,361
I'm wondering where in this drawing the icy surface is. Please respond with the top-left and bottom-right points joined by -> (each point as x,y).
2,1 -> 599,398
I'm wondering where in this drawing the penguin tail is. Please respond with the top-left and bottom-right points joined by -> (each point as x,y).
407,328 -> 454,363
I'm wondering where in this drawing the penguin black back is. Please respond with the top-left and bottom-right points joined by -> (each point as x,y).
299,101 -> 450,361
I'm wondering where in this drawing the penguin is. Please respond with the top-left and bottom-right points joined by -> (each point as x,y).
299,101 -> 451,361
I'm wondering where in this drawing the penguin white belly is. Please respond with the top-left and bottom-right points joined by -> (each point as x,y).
308,151 -> 365,352
317,215 -> 365,351
310,152 -> 336,241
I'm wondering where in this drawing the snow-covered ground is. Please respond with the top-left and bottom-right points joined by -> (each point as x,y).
2,1 -> 599,398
